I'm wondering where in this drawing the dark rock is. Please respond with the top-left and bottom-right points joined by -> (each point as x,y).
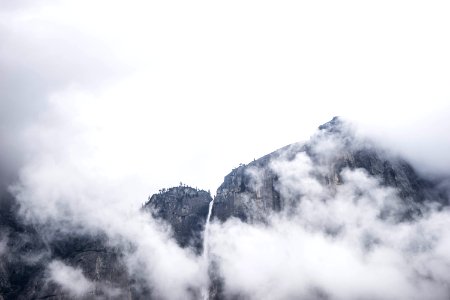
0,190 -> 48,299
212,154 -> 282,223
212,117 -> 448,223
207,117 -> 449,299
317,115 -> 342,132
0,183 -> 211,299
0,190 -> 143,300
144,186 -> 212,252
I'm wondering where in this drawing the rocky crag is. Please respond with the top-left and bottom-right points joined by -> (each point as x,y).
143,186 -> 212,252
212,117 -> 447,224
0,185 -> 212,299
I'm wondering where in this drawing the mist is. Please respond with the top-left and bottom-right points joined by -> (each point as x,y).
1,1 -> 450,299
208,130 -> 450,299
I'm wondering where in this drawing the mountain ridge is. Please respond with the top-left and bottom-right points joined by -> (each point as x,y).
1,117 -> 449,299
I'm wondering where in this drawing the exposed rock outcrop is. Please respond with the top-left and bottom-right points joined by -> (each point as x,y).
212,117 -> 448,223
144,186 -> 212,252
207,117 -> 449,300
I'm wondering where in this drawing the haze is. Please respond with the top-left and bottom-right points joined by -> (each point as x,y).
1,0 -> 449,199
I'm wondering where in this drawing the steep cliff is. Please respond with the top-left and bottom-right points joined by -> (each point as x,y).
144,186 -> 212,252
0,185 -> 211,299
211,117 -> 447,224
207,117 -> 449,300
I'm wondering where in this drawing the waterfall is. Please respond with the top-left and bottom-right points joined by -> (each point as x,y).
201,198 -> 214,300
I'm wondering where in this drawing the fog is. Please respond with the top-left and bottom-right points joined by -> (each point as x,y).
1,1 -> 450,299
2,0 -> 450,193
48,261 -> 95,297
209,130 -> 450,299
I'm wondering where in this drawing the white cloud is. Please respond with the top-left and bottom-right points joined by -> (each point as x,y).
1,1 -> 450,299
8,90 -> 206,299
2,0 -> 450,192
208,132 -> 450,300
48,260 -> 94,297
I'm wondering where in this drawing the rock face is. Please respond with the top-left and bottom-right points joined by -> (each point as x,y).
0,184 -> 211,299
0,190 -> 142,300
212,153 -> 282,223
144,186 -> 212,252
208,117 -> 449,300
0,190 -> 47,299
212,117 -> 447,223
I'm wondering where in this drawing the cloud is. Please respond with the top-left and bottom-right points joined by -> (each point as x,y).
0,1 -> 126,187
5,94 -> 450,299
5,87 -> 449,299
1,1 -> 450,299
48,260 -> 94,297
4,85 -> 449,299
5,90 -> 206,299
348,105 -> 450,177
12,144 -> 205,299
208,130 -> 450,300
2,0 -> 449,193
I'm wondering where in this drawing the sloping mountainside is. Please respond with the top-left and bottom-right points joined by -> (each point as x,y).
0,186 -> 211,299
0,117 -> 449,299
206,117 -> 449,300
212,117 -> 447,224
0,189 -> 143,299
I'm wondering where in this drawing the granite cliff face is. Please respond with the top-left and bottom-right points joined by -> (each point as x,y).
206,117 -> 449,300
212,117 -> 447,224
144,186 -> 212,252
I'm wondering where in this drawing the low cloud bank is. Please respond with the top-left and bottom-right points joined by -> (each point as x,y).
209,130 -> 450,300
5,109 -> 450,299
1,1 -> 450,299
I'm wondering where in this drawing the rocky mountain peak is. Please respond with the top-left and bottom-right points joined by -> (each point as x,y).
211,117 -> 447,224
318,115 -> 343,132
144,185 -> 212,252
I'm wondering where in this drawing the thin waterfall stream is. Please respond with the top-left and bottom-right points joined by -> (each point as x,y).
201,198 -> 215,300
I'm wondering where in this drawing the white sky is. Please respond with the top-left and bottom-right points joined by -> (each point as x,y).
1,0 -> 450,200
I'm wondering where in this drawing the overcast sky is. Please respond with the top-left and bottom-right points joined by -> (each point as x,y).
1,0 -> 450,199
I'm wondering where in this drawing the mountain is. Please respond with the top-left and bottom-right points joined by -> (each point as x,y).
212,117 -> 447,224
0,117 -> 448,299
206,117 -> 449,300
